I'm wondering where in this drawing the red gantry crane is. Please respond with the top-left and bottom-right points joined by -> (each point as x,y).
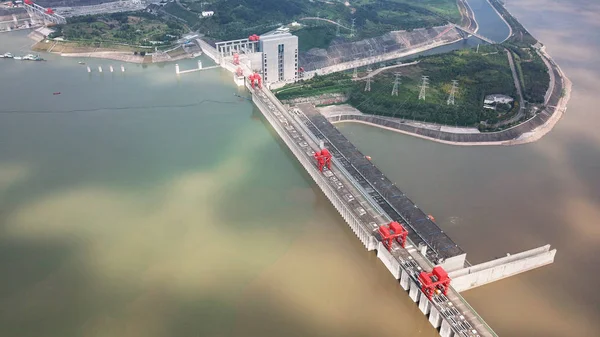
314,148 -> 332,172
378,221 -> 408,250
418,266 -> 451,299
248,72 -> 262,89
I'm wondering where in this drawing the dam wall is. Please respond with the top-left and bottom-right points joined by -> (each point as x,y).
251,83 -> 498,337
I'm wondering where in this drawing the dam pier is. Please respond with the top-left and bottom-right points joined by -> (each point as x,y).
246,81 -> 555,337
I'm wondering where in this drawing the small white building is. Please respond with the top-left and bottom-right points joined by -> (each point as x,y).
201,11 -> 214,17
484,94 -> 514,105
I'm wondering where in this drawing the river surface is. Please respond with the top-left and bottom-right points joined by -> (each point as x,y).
0,1 -> 597,337
337,0 -> 600,336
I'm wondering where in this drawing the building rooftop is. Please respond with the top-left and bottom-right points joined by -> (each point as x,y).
260,30 -> 296,40
484,94 -> 513,101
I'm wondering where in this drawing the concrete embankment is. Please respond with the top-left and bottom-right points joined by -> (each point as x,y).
59,51 -> 147,63
303,37 -> 462,79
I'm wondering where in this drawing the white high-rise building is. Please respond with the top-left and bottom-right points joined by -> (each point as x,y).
258,31 -> 298,84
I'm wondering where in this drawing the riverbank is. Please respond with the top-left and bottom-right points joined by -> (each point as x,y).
31,38 -> 198,64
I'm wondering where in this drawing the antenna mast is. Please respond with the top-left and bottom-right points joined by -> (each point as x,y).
418,76 -> 429,100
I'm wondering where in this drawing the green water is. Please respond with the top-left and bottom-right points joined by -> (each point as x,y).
0,31 -> 437,337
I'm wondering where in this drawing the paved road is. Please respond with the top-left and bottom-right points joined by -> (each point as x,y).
352,61 -> 419,81
493,49 -> 525,127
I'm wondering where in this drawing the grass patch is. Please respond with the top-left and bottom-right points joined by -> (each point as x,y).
179,0 -> 460,43
294,25 -> 337,52
163,2 -> 201,26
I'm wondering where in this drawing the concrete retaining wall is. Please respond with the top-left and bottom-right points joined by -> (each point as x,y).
331,112 -> 553,143
197,38 -> 219,64
376,242 -> 402,279
281,93 -> 348,106
450,245 -> 556,292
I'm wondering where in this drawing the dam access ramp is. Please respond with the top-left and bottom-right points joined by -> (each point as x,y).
248,82 -> 555,337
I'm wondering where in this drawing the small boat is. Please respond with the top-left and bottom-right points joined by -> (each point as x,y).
0,52 -> 12,58
365,155 -> 372,160
22,54 -> 44,61
13,56 -> 22,60
53,92 -> 61,95
78,61 -> 85,65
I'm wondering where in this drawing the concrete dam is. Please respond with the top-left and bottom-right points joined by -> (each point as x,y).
246,82 -> 556,337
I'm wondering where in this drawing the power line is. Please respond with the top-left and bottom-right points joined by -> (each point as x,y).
418,76 -> 429,100
0,99 -> 240,114
447,80 -> 458,105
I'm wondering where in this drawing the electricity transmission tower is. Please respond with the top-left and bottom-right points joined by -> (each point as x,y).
447,80 -> 458,105
350,18 -> 356,37
391,72 -> 401,96
352,57 -> 359,78
365,76 -> 372,92
336,21 -> 340,37
418,76 -> 429,100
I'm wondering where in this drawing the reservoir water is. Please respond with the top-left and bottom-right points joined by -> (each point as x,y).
336,1 -> 600,336
0,1 -> 598,337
